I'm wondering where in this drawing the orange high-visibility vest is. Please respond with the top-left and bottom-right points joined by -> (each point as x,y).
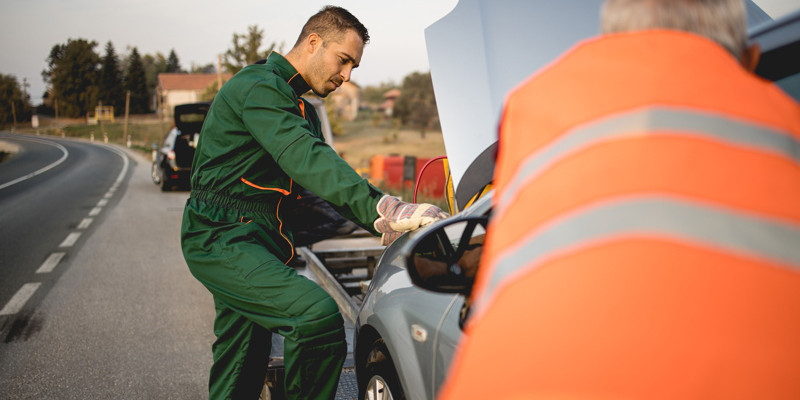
439,30 -> 800,400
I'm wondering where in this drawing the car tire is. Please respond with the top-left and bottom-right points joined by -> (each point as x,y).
151,162 -> 162,185
160,170 -> 171,192
360,338 -> 406,400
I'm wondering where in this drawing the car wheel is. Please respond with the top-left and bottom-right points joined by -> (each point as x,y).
360,339 -> 406,400
160,170 -> 171,192
151,162 -> 162,184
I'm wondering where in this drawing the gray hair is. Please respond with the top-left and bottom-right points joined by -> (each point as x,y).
601,0 -> 748,56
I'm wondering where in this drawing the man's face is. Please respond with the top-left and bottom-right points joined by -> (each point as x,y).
306,29 -> 364,97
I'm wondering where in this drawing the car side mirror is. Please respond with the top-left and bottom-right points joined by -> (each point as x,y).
403,216 -> 488,295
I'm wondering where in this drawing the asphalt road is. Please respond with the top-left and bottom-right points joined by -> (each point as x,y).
0,132 -> 214,398
0,133 -> 123,307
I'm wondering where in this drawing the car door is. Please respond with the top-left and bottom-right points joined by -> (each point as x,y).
750,9 -> 800,101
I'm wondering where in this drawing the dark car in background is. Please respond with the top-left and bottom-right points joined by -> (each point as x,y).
151,102 -> 210,191
151,98 -> 335,192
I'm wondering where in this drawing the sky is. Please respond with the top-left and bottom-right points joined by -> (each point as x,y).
0,0 -> 459,103
1,0 -> 796,104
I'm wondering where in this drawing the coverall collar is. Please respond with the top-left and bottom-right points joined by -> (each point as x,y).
267,52 -> 312,95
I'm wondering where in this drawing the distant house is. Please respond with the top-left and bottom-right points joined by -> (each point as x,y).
157,73 -> 231,117
328,81 -> 360,121
379,88 -> 401,117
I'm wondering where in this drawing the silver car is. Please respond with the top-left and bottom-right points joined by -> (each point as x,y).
356,192 -> 492,400
354,1 -> 800,399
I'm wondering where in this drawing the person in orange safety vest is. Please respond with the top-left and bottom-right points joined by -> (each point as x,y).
438,0 -> 800,399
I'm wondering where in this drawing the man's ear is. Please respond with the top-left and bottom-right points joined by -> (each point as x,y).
741,43 -> 761,72
306,33 -> 322,54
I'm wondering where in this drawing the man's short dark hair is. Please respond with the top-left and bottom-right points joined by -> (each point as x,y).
294,5 -> 370,47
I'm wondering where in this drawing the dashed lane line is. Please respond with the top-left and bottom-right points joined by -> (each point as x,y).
0,283 -> 42,316
36,252 -> 66,274
0,142 -> 131,318
59,232 -> 81,248
77,218 -> 93,230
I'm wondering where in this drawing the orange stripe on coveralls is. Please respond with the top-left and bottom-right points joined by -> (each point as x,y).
240,177 -> 291,195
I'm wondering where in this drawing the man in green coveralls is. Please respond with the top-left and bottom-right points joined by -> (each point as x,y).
181,6 -> 447,399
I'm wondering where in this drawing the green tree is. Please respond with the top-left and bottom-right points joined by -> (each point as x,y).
224,25 -> 282,74
140,52 -> 167,100
98,41 -> 124,115
361,81 -> 397,105
393,71 -> 439,137
42,38 -> 100,118
323,95 -> 344,136
191,63 -> 216,74
124,47 -> 150,114
166,49 -> 183,73
0,74 -> 32,124
199,80 -> 221,102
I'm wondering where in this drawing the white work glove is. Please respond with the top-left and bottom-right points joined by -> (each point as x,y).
373,195 -> 449,245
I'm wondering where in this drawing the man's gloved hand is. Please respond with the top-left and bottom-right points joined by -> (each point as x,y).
374,195 -> 449,245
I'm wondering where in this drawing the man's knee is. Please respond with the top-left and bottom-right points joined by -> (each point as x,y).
296,295 -> 345,344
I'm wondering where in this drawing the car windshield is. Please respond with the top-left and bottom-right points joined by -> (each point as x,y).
179,113 -> 205,124
775,73 -> 800,101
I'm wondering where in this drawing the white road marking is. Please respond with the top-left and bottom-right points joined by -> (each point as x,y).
59,232 -> 81,248
0,283 -> 42,316
36,252 -> 66,274
0,137 -> 69,190
77,218 -> 93,229
0,141 -> 133,320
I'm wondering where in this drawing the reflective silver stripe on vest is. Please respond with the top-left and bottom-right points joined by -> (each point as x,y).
477,196 -> 800,317
496,106 -> 800,220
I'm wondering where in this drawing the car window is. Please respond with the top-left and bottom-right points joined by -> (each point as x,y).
750,10 -> 800,101
774,71 -> 800,102
179,112 -> 205,124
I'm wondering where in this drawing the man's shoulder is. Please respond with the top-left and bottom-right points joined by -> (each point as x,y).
224,64 -> 294,98
233,63 -> 282,85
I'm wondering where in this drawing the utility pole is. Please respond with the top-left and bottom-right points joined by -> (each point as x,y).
124,90 -> 131,147
156,84 -> 162,121
217,54 -> 223,93
99,101 -> 107,143
10,100 -> 17,131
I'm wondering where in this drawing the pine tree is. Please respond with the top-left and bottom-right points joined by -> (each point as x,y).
99,41 -> 124,115
124,47 -> 150,114
166,49 -> 182,73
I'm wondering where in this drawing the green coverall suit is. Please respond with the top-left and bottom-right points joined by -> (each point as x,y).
180,52 -> 383,399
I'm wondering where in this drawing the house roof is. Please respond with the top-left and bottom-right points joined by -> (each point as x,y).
383,88 -> 401,99
158,73 -> 232,91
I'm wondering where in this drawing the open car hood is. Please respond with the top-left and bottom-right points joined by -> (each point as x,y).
425,0 -> 772,209
174,102 -> 211,135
